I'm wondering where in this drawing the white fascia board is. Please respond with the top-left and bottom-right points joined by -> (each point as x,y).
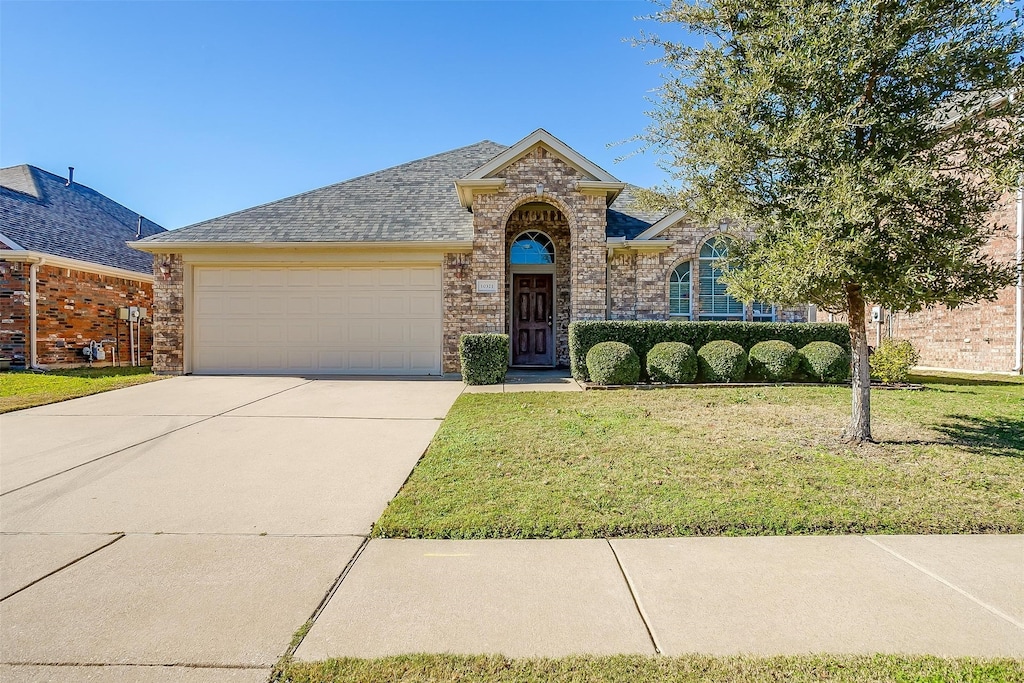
127,240 -> 474,254
606,238 -> 674,257
1,250 -> 154,282
462,128 -> 620,183
575,180 -> 626,205
453,179 -> 507,208
0,231 -> 25,250
633,209 -> 689,240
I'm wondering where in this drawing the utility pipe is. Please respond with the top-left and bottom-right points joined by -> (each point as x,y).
1014,181 -> 1023,374
28,257 -> 45,369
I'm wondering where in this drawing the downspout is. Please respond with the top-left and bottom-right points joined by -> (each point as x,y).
1014,180 -> 1023,374
28,257 -> 45,370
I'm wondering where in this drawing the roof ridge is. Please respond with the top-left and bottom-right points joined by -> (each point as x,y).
168,140 -> 509,234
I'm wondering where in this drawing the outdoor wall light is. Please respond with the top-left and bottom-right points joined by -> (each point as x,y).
159,260 -> 172,279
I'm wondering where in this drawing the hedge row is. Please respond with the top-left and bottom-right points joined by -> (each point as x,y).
586,339 -> 849,385
569,320 -> 850,381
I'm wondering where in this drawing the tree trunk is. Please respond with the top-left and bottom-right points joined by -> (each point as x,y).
844,284 -> 873,443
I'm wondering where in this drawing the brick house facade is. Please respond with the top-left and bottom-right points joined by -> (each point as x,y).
838,188 -> 1022,374
135,130 -> 815,377
0,165 -> 165,368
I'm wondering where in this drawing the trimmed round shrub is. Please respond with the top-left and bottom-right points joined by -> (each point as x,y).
646,342 -> 697,384
798,341 -> 850,383
458,333 -> 509,385
586,341 -> 641,385
697,340 -> 747,383
870,338 -> 920,384
748,340 -> 800,382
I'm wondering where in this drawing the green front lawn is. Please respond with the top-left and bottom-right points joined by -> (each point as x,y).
374,372 -> 1023,538
276,654 -> 1024,683
0,366 -> 165,413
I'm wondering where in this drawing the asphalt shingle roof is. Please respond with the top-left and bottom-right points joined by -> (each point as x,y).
1,165 -> 165,274
141,142 -> 509,244
138,140 -> 669,246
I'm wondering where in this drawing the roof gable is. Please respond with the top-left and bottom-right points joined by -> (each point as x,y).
461,128 -> 620,183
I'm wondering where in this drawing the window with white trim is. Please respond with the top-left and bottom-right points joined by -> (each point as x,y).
752,301 -> 776,322
669,262 -> 692,317
698,237 -> 744,319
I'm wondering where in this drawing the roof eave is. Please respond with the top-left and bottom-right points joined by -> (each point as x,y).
633,209 -> 690,240
128,239 -> 475,253
1,250 -> 154,282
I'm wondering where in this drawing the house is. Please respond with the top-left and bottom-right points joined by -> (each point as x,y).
855,186 -> 1022,374
830,91 -> 1024,375
0,165 -> 166,368
131,129 -> 811,376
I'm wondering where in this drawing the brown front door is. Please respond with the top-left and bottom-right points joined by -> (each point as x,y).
512,273 -> 554,366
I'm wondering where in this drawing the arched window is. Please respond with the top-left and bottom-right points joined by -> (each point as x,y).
698,237 -> 744,319
510,231 -> 555,265
669,262 -> 692,317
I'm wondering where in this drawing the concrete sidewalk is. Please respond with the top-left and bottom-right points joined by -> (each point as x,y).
463,368 -> 582,393
294,534 -> 1023,661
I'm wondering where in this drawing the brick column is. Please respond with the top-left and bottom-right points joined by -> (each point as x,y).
152,253 -> 184,374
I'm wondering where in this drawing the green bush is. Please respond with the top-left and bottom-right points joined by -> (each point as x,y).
748,340 -> 800,382
586,341 -> 641,385
798,341 -> 850,383
697,340 -> 748,382
870,339 -> 920,384
646,342 -> 698,383
568,320 -> 849,381
458,333 -> 509,385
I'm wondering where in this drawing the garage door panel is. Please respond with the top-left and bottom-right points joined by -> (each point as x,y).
347,269 -> 376,288
192,266 -> 441,375
225,269 -> 256,287
409,267 -> 441,287
317,296 -> 345,315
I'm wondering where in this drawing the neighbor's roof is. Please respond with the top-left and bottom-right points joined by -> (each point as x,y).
0,165 -> 165,273
137,140 -> 668,245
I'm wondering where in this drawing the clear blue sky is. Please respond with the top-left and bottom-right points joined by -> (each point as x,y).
1,1 -> 678,230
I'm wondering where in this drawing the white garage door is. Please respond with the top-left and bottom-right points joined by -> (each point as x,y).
192,266 -> 442,375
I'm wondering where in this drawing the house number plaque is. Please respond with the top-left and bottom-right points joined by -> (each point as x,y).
475,279 -> 499,294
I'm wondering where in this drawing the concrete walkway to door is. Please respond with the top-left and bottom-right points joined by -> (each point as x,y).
0,375 -> 465,682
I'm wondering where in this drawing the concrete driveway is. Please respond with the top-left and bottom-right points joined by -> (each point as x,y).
0,376 -> 464,682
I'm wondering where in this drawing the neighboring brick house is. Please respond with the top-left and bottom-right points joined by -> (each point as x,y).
0,165 -> 166,368
132,129 -> 811,376
872,187 -> 1022,374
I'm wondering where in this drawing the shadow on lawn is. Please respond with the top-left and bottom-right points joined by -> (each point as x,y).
932,414 -> 1024,458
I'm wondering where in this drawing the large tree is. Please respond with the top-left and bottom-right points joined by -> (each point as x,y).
634,0 -> 1023,442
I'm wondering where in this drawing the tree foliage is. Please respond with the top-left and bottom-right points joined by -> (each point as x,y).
633,0 -> 1023,441
634,0 -> 1022,314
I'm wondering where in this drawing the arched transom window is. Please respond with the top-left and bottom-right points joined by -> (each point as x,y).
510,231 -> 555,265
698,237 -> 744,319
669,262 -> 692,317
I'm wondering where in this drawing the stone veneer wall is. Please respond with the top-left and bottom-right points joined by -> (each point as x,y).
505,205 -> 571,366
447,145 -> 609,372
0,260 -> 153,367
151,253 -> 185,374
608,221 -> 809,324
471,149 -> 606,325
442,252 -> 474,373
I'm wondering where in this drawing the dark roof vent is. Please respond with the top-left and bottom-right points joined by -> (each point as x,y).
66,166 -> 74,187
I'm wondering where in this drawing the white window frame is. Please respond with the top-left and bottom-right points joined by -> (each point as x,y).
697,237 -> 744,319
669,261 -> 693,318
